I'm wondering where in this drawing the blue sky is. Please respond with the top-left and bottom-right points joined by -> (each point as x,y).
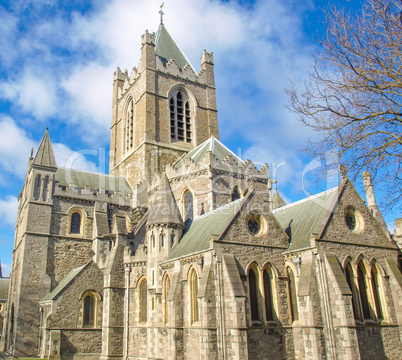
0,0 -> 399,277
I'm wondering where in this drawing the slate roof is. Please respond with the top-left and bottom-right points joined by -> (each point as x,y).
174,136 -> 244,169
55,168 -> 133,197
155,24 -> 194,71
33,128 -> 57,168
147,173 -> 183,226
0,278 -> 10,300
167,196 -> 247,260
43,264 -> 87,301
272,188 -> 339,252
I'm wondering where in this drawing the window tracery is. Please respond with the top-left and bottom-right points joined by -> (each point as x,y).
170,90 -> 191,143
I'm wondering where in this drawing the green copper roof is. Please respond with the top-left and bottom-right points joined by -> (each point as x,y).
167,197 -> 247,260
174,136 -> 244,169
55,168 -> 133,197
273,188 -> 339,252
0,278 -> 10,300
155,24 -> 194,71
43,264 -> 87,301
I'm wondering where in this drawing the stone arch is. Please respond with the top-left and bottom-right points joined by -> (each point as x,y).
188,266 -> 199,325
181,188 -> 194,222
162,271 -> 171,325
284,261 -> 299,323
231,185 -> 242,202
79,290 -> 101,328
137,275 -> 147,323
66,206 -> 87,236
168,85 -> 197,144
123,94 -> 135,153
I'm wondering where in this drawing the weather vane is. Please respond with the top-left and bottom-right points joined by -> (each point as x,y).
159,3 -> 164,25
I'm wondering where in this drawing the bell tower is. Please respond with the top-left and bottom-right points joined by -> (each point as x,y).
109,19 -> 219,191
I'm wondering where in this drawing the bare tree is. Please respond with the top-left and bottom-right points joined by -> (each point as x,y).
287,0 -> 402,212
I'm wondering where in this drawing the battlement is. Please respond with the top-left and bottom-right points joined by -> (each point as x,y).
141,30 -> 156,46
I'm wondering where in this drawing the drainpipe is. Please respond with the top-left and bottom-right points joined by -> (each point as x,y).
124,266 -> 131,360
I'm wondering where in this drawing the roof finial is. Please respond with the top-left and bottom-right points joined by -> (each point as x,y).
159,2 -> 164,25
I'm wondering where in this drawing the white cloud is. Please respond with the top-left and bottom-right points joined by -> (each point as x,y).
0,195 -> 18,226
61,62 -> 113,143
53,143 -> 99,173
0,69 -> 58,119
0,116 -> 98,179
0,116 -> 35,178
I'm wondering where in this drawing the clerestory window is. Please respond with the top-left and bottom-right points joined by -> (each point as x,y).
170,90 -> 192,143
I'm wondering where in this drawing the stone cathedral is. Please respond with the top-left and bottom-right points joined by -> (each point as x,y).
2,18 -> 402,360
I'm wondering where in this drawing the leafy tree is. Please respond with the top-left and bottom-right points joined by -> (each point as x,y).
287,0 -> 402,211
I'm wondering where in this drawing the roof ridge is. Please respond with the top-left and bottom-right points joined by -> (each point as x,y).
272,187 -> 338,213
58,167 -> 127,180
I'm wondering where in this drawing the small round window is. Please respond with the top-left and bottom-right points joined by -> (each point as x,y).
247,214 -> 267,236
248,217 -> 260,235
345,207 -> 364,234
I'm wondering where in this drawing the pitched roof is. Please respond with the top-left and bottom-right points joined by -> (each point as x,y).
272,188 -> 339,252
174,136 -> 244,169
55,168 -> 133,197
155,24 -> 194,71
167,197 -> 247,260
33,128 -> 57,168
147,173 -> 183,226
43,264 -> 87,301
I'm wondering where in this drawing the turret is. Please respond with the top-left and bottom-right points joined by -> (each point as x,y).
362,171 -> 388,234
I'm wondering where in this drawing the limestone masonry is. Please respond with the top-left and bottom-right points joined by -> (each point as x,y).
2,20 -> 402,360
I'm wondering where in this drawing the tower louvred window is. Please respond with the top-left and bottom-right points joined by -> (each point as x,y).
126,99 -> 134,152
170,90 -> 191,143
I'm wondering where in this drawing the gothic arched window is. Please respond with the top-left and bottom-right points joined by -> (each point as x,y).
42,176 -> 49,201
139,278 -> 147,323
34,174 -> 41,200
248,267 -> 260,322
160,232 -> 165,248
189,268 -> 199,324
263,268 -> 274,322
231,187 -> 241,202
126,99 -> 134,152
371,266 -> 383,321
170,90 -> 191,143
345,263 -> 359,320
183,190 -> 194,222
357,263 -> 370,320
163,274 -> 170,325
83,294 -> 95,327
287,267 -> 299,322
70,212 -> 81,234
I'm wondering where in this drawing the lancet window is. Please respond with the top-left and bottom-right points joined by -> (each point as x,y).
70,212 -> 81,234
170,90 -> 191,143
125,99 -> 134,152
183,190 -> 194,222
189,267 -> 199,324
287,267 -> 299,322
163,274 -> 170,325
83,294 -> 95,327
139,278 -> 147,323
34,174 -> 41,200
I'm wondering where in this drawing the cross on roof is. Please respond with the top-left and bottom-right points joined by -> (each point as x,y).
159,3 -> 164,25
